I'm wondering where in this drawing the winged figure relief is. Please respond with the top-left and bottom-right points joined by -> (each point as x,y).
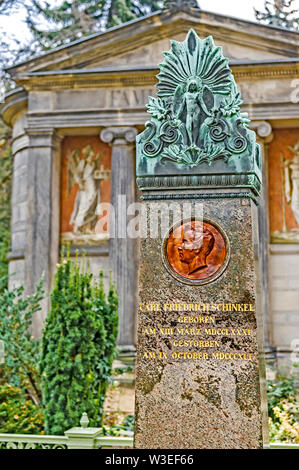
285,141 -> 299,225
271,140 -> 299,243
67,144 -> 110,234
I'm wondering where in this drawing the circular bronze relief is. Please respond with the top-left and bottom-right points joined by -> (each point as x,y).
162,219 -> 230,285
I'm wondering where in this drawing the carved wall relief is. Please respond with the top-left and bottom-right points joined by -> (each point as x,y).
60,136 -> 111,245
269,130 -> 299,243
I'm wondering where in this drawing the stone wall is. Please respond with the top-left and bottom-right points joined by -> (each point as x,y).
269,245 -> 299,376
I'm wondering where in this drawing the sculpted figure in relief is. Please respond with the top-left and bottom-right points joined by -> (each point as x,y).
68,145 -> 102,233
285,141 -> 299,225
173,77 -> 211,147
272,139 -> 299,243
165,220 -> 227,282
61,144 -> 111,245
177,223 -> 215,274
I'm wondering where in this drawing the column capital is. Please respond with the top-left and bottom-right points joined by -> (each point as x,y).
251,121 -> 273,144
100,127 -> 137,146
24,127 -> 57,137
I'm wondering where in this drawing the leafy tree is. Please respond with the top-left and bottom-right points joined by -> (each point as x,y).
254,0 -> 299,30
40,253 -> 118,435
26,0 -> 164,50
0,0 -> 32,88
0,0 -> 22,14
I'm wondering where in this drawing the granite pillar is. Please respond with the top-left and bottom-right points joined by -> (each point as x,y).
100,127 -> 138,353
134,29 -> 269,449
134,195 -> 269,449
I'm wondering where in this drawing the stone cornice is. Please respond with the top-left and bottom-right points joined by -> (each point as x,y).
12,61 -> 299,92
2,76 -> 299,129
20,105 -> 299,129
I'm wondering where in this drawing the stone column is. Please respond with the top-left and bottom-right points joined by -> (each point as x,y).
251,121 -> 274,363
100,127 -> 138,354
25,128 -> 62,337
8,113 -> 29,290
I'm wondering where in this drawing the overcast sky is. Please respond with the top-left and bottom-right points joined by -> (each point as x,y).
0,0 -> 299,44
200,0 -> 266,20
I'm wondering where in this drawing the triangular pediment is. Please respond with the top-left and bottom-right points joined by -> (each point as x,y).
88,32 -> 290,70
7,8 -> 299,78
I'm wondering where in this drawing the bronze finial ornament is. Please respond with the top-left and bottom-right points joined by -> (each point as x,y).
136,29 -> 261,198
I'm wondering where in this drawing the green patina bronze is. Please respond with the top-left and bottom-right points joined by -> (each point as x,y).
136,29 -> 262,197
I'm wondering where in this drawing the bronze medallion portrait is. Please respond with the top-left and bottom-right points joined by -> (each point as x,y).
163,219 -> 229,285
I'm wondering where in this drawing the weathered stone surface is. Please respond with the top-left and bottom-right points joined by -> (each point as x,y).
134,197 -> 268,448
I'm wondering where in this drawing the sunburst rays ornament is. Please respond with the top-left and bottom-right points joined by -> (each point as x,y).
157,32 -> 231,98
157,31 -> 233,147
136,29 -> 262,198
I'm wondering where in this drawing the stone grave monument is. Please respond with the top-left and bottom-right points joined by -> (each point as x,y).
134,29 -> 269,449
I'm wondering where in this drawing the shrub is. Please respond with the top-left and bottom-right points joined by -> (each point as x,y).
0,278 -> 45,433
267,374 -> 299,443
41,254 -> 118,435
104,414 -> 135,436
0,277 -> 44,404
0,384 -> 44,434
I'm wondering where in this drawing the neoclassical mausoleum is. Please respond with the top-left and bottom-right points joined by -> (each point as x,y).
2,4 -> 299,373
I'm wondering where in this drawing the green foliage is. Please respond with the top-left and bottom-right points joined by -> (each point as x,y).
121,413 -> 134,431
104,414 -> 134,436
112,365 -> 134,375
0,279 -> 45,433
41,253 -> 118,435
0,122 -> 12,285
26,0 -> 163,51
0,278 -> 44,403
267,373 -> 297,417
0,384 -> 44,434
267,373 -> 299,443
255,1 -> 299,30
0,0 -> 22,14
